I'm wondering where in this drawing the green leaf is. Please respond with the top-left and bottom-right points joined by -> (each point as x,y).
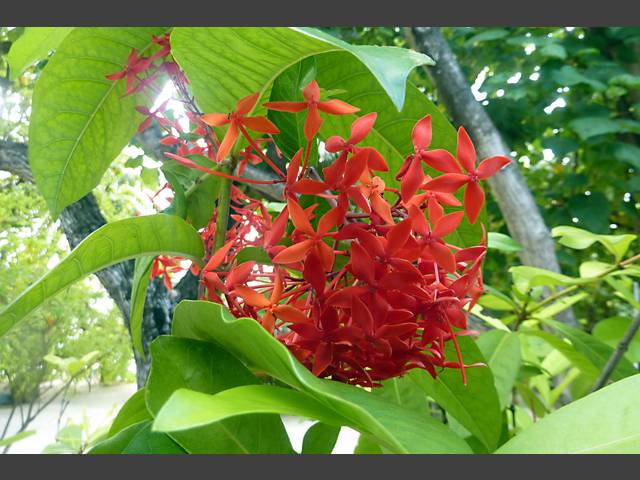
130,256 -> 155,358
464,29 -> 509,46
546,319 -> 637,381
154,385 -> 345,432
171,27 -> 432,115
407,337 -> 503,451
354,434 -> 384,454
534,292 -> 589,319
569,116 -> 627,140
0,214 -> 204,337
487,232 -> 522,253
107,388 -> 152,438
478,294 -> 517,312
90,421 -> 148,454
145,336 -> 293,453
497,374 -> 640,453
301,422 -> 341,454
121,422 -> 186,454
170,300 -> 472,454
234,246 -> 272,265
374,375 -> 429,414
521,329 -> 599,380
43,351 -> 100,376
29,27 -> 167,216
185,176 -> 220,229
476,330 -> 521,410
593,316 -> 640,363
552,225 -> 636,262
509,265 -> 590,290
553,66 -> 606,92
539,43 -> 567,60
0,430 -> 36,447
7,27 -> 74,80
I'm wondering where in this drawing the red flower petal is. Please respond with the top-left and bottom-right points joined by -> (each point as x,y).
216,122 -> 239,161
423,173 -> 469,193
242,116 -> 280,134
456,127 -> 476,173
201,113 -> 229,127
421,149 -> 462,174
204,239 -> 235,271
272,239 -> 314,264
236,92 -> 260,115
349,112 -> 377,144
401,157 -> 424,202
412,115 -> 432,151
262,101 -> 307,112
434,211 -> 464,239
273,305 -> 309,324
317,99 -> 359,115
386,218 -> 413,256
303,80 -> 321,103
476,155 -> 511,179
464,181 -> 485,225
304,104 -> 322,141
324,135 -> 347,153
234,285 -> 272,308
287,198 -> 315,236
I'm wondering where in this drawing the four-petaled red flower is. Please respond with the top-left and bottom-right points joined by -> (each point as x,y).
201,93 -> 280,162
423,127 -> 511,224
264,80 -> 360,141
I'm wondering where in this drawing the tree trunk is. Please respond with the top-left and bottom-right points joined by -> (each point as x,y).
407,27 -> 576,326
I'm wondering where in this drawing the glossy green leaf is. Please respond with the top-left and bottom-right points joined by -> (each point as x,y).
107,388 -> 152,438
509,265 -> 592,291
476,330 -> 521,410
171,27 -> 432,117
234,246 -> 272,265
0,214 -> 204,337
552,225 -> 636,262
154,385 -> 344,432
7,27 -> 74,80
354,434 -> 384,454
374,376 -> 429,414
521,329 -> 599,379
534,292 -> 589,319
29,27 -> 167,216
145,336 -> 293,454
487,232 -> 523,253
593,316 -> 640,363
170,300 -> 471,453
90,421 -> 149,454
497,374 -> 640,453
478,294 -> 517,312
301,422 -> 341,454
546,319 -> 637,381
408,337 -> 503,451
121,422 -> 186,454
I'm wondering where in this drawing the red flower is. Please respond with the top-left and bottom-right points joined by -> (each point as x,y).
264,80 -> 359,141
201,92 -> 280,162
106,49 -> 153,96
423,127 -> 511,224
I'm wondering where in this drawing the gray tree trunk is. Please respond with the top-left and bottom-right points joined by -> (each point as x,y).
407,27 -> 576,326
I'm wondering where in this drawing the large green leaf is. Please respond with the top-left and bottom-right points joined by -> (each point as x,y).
7,27 -> 74,80
593,316 -> 640,363
168,300 -> 471,454
546,319 -> 637,382
170,27 -> 432,116
497,374 -> 640,453
408,336 -> 503,451
476,330 -> 522,410
121,422 -> 186,454
145,336 -> 294,453
29,27 -> 167,216
0,214 -> 204,337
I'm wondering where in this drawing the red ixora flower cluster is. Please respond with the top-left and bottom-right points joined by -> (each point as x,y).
108,42 -> 510,387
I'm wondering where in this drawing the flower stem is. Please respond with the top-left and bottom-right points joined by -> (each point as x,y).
214,162 -> 233,253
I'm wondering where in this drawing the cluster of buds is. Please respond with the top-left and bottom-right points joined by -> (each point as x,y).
108,38 -> 510,387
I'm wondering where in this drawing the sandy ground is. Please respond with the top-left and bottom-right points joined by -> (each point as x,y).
0,382 -> 358,454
